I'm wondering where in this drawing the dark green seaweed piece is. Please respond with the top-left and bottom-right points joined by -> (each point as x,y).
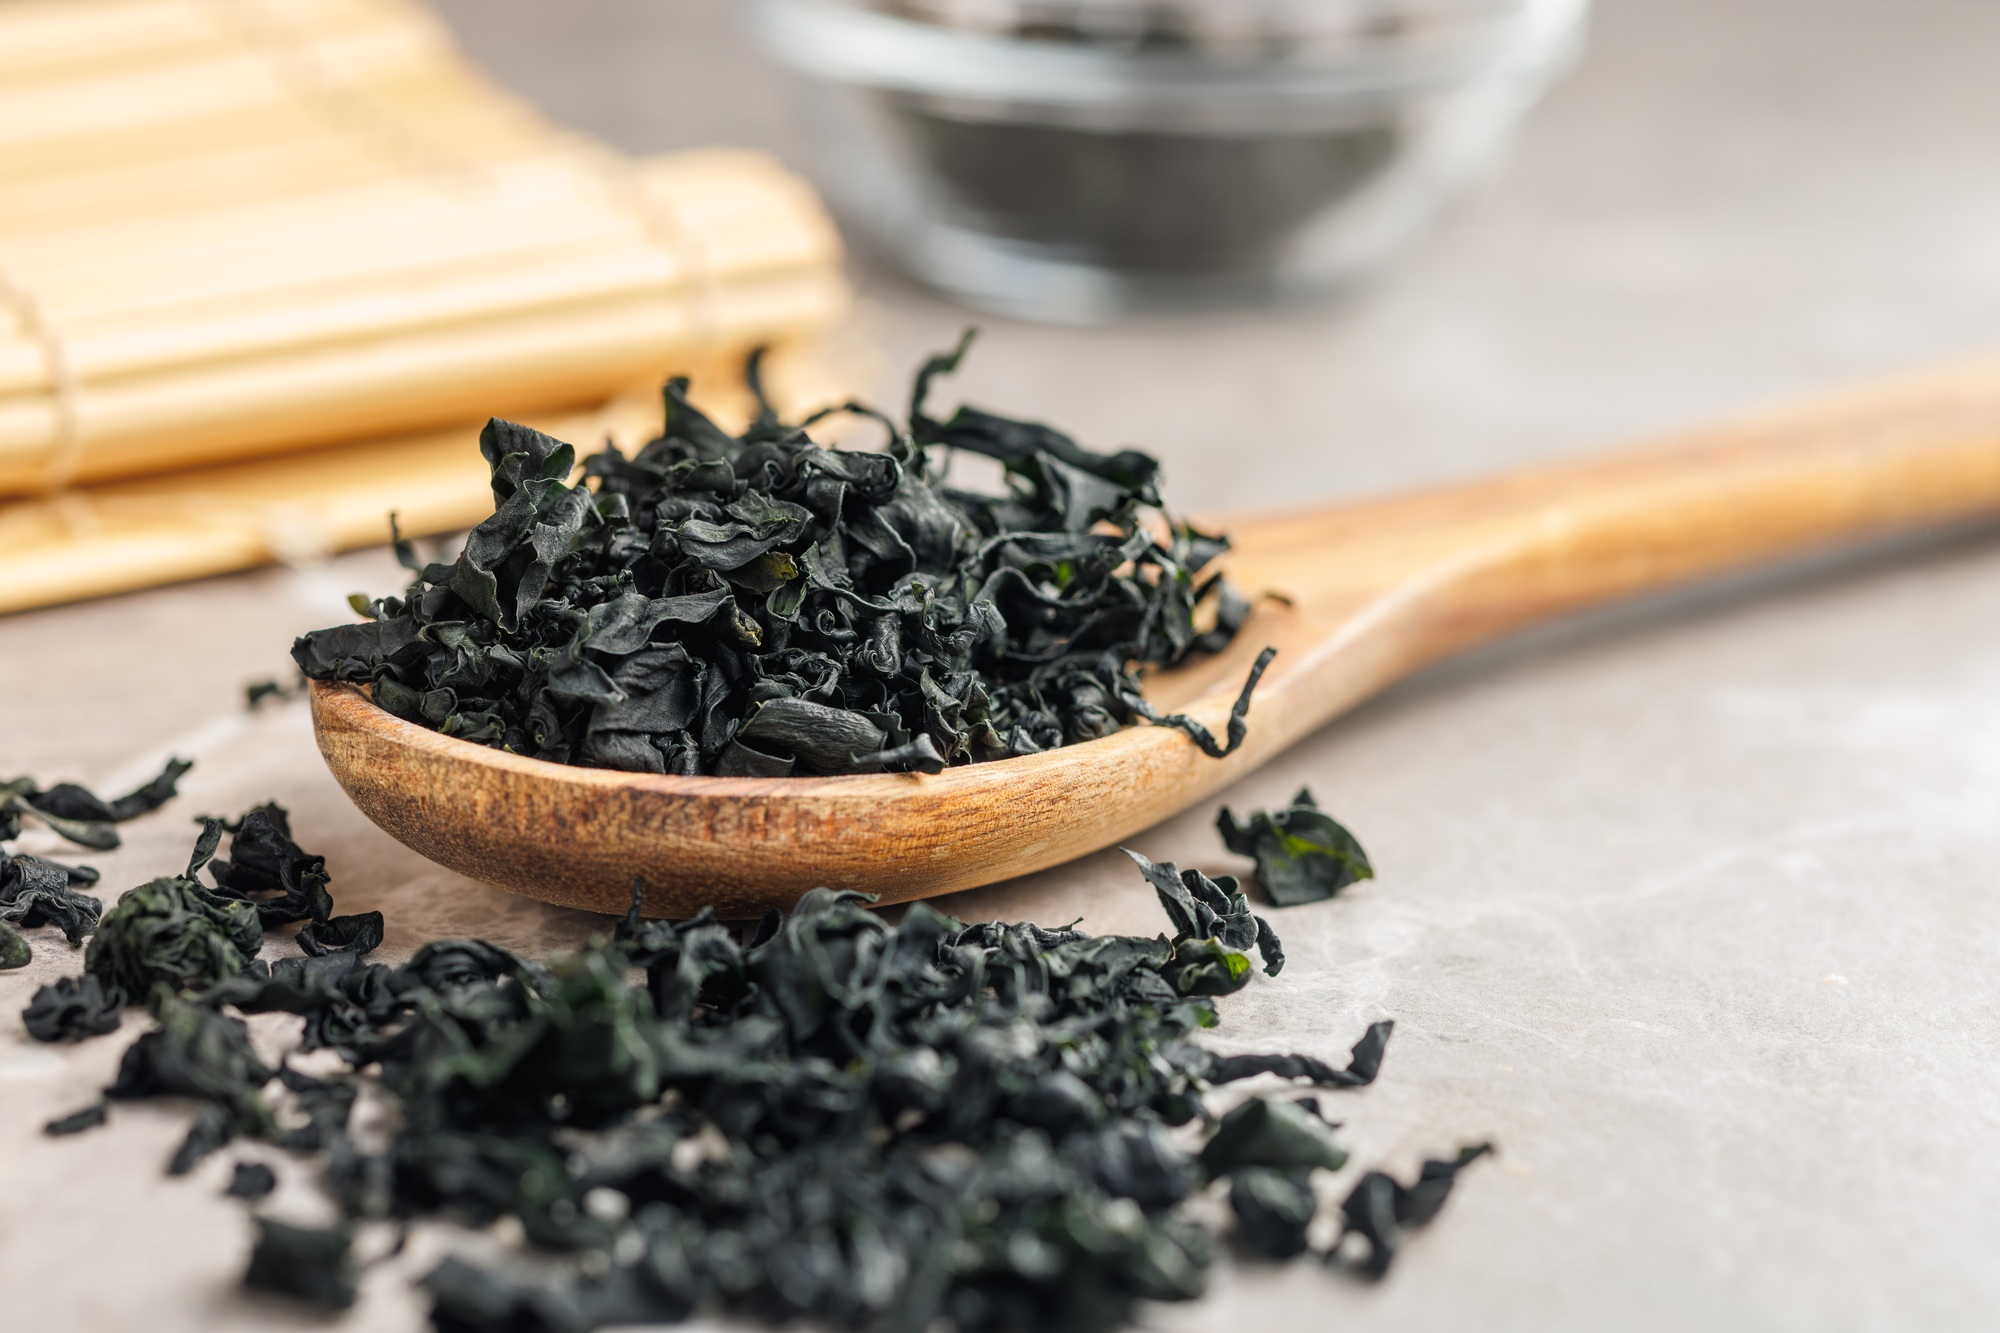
106,991 -> 277,1173
243,1218 -> 357,1310
227,1161 -> 278,1199
44,1101 -> 108,1136
423,1257 -> 593,1333
203,804 -> 334,926
1204,1020 -> 1393,1088
0,757 -> 192,850
0,851 -> 104,946
1218,787 -> 1374,907
85,870 -> 263,1003
297,911 -> 385,958
1124,849 -> 1283,978
88,845 -> 1414,1332
23,974 -> 126,1042
0,759 -> 190,952
293,342 -> 1270,777
1337,1143 -> 1495,1278
1199,1096 -> 1350,1176
244,677 -> 305,708
0,919 -> 27,969
1229,1167 -> 1318,1258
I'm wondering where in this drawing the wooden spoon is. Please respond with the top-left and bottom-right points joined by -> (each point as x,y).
310,355 -> 2000,917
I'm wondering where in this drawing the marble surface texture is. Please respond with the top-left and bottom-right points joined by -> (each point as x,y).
4,0 -> 2000,1329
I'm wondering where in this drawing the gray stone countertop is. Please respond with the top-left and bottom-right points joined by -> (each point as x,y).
5,1 -> 2000,1329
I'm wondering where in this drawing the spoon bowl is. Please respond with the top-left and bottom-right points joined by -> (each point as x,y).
312,354 -> 2000,916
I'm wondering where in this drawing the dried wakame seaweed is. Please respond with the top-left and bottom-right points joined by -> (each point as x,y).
0,757 -> 192,948
1,757 -> 192,851
292,338 -> 1271,776
1336,1144 -> 1495,1278
227,1161 -> 278,1200
1218,787 -> 1374,907
45,1101 -> 108,1136
243,1218 -> 357,1310
81,804 -> 341,1009
25,794 -> 1489,1330
0,920 -> 28,969
23,974 -> 126,1041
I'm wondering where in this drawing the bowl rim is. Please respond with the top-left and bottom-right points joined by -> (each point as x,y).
740,0 -> 1587,110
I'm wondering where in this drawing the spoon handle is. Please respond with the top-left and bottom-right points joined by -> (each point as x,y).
1233,352 -> 2000,669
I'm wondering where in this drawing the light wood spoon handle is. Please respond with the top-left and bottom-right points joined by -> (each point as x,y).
310,354 -> 2000,916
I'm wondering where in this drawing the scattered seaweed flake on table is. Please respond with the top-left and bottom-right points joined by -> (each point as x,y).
0,920 -> 29,969
18,801 -> 1490,1331
292,335 -> 1274,777
1218,787 -> 1376,907
0,757 -> 193,948
21,799 -> 378,1049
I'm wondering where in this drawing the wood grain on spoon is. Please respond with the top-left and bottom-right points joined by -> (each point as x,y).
311,354 -> 2000,917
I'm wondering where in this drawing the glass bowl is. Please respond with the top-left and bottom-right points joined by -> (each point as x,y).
741,0 -> 1588,320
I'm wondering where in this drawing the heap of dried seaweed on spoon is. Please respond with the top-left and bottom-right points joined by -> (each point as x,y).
293,335 -> 1273,777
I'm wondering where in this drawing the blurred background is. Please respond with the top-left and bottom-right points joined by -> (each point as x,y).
442,0 -> 2000,500
6,0 -> 2000,605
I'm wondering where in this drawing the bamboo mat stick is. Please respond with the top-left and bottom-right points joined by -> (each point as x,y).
9,150 -> 796,307
12,220 -> 833,387
0,0 -> 401,81
0,137 -> 757,270
11,177 -> 825,330
22,225 -> 662,335
14,165 -> 836,343
0,340 -> 854,615
0,23 -> 453,151
0,268 -> 850,492
0,71 -> 545,186
0,179 -> 839,398
0,141 -> 584,258
0,242 -> 800,396
2,152 -> 823,328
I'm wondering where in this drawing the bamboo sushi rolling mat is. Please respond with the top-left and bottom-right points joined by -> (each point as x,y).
0,0 -> 853,614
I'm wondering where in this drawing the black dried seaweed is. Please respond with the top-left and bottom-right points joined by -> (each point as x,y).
243,1218 -> 358,1310
0,757 -> 191,850
1218,788 -> 1374,907
0,851 -> 104,946
23,974 -> 126,1042
0,757 -> 191,951
1204,1020 -> 1392,1088
81,805 -> 344,1006
1229,1167 -> 1317,1259
1124,849 -> 1283,980
227,1161 -> 278,1199
85,868 -> 264,1004
74,817 -> 1414,1333
204,804 -> 334,927
106,991 -> 277,1173
1337,1143 -> 1494,1278
298,911 -> 385,957
244,675 -> 305,709
0,919 -> 27,969
27,791 -> 1491,1330
293,341 -> 1270,777
1200,1096 -> 1350,1176
44,1101 -> 108,1136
